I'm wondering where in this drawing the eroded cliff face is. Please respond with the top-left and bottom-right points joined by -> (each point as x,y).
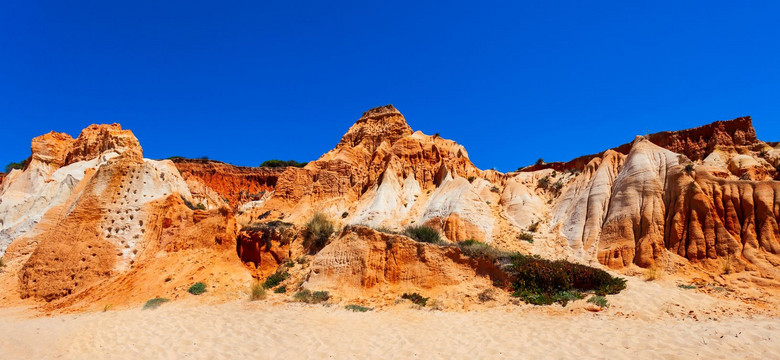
172,159 -> 283,209
250,105 -> 497,242
551,119 -> 779,272
0,124 -> 250,307
1,106 -> 779,310
306,226 -> 503,301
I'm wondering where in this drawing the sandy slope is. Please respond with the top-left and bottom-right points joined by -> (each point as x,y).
1,298 -> 778,360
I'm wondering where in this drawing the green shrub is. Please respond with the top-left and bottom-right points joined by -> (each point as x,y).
143,298 -> 170,310
304,213 -> 335,251
552,180 -> 564,192
195,203 -> 206,210
374,226 -> 396,234
345,304 -> 372,312
535,158 -> 545,166
457,240 -> 507,261
4,158 -> 29,173
518,232 -> 534,243
263,272 -> 289,289
401,292 -> 429,306
274,285 -> 287,294
507,254 -> 626,306
490,186 -> 500,193
250,283 -> 266,301
293,289 -> 330,304
188,282 -> 207,295
478,289 -> 495,302
678,284 -> 697,290
587,295 -> 608,308
685,163 -> 695,173
527,221 -> 539,233
537,176 -> 550,188
404,225 -> 442,244
259,159 -> 308,168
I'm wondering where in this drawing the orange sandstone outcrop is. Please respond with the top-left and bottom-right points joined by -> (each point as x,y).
172,159 -> 282,208
255,105 -> 492,241
305,226 -> 504,300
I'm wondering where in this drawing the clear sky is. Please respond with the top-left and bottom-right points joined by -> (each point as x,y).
1,1 -> 778,172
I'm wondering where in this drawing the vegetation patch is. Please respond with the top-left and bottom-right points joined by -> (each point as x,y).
401,292 -> 429,307
293,289 -> 330,304
274,285 -> 287,294
527,221 -> 540,233
678,284 -> 697,290
404,225 -> 442,244
345,304 -> 372,312
304,213 -> 335,251
478,289 -> 496,303
4,158 -> 29,173
188,282 -> 207,295
587,295 -> 609,308
507,254 -> 626,306
263,272 -> 289,289
518,232 -> 534,243
537,176 -> 551,188
259,159 -> 308,168
457,239 -> 507,261
250,283 -> 267,301
143,298 -> 170,310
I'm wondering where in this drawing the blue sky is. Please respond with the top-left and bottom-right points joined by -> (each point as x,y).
1,1 -> 778,172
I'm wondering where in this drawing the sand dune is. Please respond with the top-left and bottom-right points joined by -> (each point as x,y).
1,299 -> 778,360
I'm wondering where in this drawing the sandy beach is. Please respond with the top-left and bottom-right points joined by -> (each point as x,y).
1,297 -> 778,360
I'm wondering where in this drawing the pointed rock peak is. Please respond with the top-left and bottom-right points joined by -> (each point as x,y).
65,123 -> 143,165
359,104 -> 402,120
337,105 -> 413,153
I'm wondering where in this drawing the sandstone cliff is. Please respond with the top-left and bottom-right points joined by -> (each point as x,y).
1,107 -> 779,311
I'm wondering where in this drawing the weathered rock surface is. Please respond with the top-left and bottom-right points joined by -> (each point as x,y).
172,159 -> 282,209
249,105 -> 494,242
1,107 -> 779,311
306,226 -> 503,300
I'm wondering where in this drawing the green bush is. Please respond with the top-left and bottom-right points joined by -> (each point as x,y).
304,213 -> 335,251
685,163 -> 695,173
143,298 -> 170,310
490,186 -> 500,193
345,304 -> 372,312
507,254 -> 626,306
188,282 -> 207,295
518,232 -> 534,243
401,292 -> 429,307
527,221 -> 540,233
263,272 -> 289,289
587,295 -> 608,308
374,226 -> 396,234
274,285 -> 287,294
250,283 -> 266,301
678,284 -> 697,290
4,159 -> 29,173
259,159 -> 308,168
404,225 -> 442,244
457,240 -> 507,261
535,158 -> 545,166
537,176 -> 550,188
293,289 -> 330,304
